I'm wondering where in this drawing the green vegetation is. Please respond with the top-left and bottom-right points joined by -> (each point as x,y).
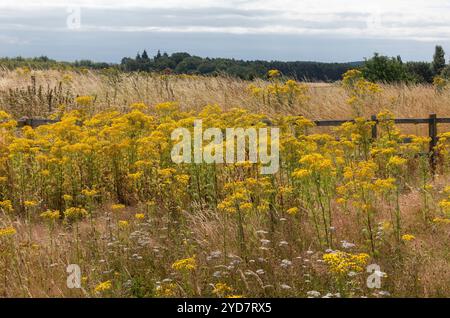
0,56 -> 113,70
120,50 -> 358,81
362,46 -> 450,84
2,45 -> 450,84
0,52 -> 359,82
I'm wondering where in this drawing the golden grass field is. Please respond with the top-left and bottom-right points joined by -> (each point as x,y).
1,68 -> 450,298
2,68 -> 450,118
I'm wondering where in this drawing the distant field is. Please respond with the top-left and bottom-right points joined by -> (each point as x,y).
1,69 -> 448,120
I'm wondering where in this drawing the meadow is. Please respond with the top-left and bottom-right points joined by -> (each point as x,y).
1,67 -> 450,297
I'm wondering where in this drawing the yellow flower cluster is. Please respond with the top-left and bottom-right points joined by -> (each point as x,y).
267,69 -> 281,78
111,204 -> 126,211
338,160 -> 396,205
323,251 -> 370,275
64,207 -> 88,223
248,78 -> 309,109
438,186 -> 450,214
286,207 -> 299,216
0,200 -> 13,213
75,95 -> 94,107
218,178 -> 272,214
401,234 -> 415,242
156,283 -> 177,297
388,155 -> 407,167
172,256 -> 196,272
94,280 -> 112,293
24,200 -> 38,208
342,69 -> 381,115
135,213 -> 145,220
0,226 -> 16,238
40,210 -> 60,221
212,283 -> 234,297
81,189 -> 98,197
433,217 -> 450,225
118,220 -> 129,230
433,76 -> 447,92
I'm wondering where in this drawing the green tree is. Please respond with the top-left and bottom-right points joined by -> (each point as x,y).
141,50 -> 150,62
174,56 -> 202,74
441,65 -> 450,80
432,45 -> 446,75
197,61 -> 216,74
155,50 -> 162,61
362,53 -> 413,83
405,62 -> 433,83
171,52 -> 191,65
154,56 -> 176,71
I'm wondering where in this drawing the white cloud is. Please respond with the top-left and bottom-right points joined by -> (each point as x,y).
1,0 -> 450,40
0,35 -> 27,45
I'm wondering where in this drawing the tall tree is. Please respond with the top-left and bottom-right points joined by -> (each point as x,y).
135,53 -> 142,62
432,45 -> 446,75
155,50 -> 162,61
141,50 -> 150,61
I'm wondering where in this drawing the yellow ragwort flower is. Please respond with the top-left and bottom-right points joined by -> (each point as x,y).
94,280 -> 112,293
0,226 -> 16,238
401,234 -> 415,242
172,256 -> 196,272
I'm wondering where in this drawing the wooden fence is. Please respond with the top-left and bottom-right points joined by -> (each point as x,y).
16,118 -> 59,128
14,113 -> 450,172
313,113 -> 450,172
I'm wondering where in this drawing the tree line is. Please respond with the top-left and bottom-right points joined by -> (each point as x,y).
0,52 -> 359,82
0,56 -> 112,70
361,46 -> 450,84
119,50 -> 360,81
2,46 -> 450,83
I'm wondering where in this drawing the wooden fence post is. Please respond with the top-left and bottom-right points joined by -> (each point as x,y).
429,114 -> 437,174
371,115 -> 377,140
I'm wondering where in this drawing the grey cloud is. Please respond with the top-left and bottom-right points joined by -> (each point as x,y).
1,29 -> 447,63
0,4 -> 450,62
0,7 -> 371,32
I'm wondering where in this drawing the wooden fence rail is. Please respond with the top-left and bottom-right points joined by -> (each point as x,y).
313,113 -> 448,173
16,118 -> 59,128
12,113 -> 450,173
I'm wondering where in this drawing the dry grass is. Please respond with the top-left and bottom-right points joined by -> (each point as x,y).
2,69 -> 450,119
3,68 -> 450,136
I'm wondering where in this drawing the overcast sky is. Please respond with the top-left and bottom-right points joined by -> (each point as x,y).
1,0 -> 450,63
